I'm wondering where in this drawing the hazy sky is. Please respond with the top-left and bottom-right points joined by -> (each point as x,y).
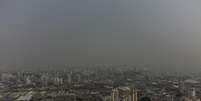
0,0 -> 201,71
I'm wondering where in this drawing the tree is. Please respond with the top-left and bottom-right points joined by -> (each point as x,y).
140,97 -> 151,101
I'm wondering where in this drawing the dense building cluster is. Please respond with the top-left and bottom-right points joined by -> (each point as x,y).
0,65 -> 201,101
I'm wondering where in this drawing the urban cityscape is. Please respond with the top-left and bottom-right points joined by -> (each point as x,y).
1,0 -> 201,101
0,65 -> 201,101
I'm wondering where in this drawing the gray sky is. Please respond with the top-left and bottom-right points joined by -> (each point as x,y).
0,0 -> 201,71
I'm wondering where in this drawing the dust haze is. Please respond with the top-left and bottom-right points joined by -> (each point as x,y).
0,0 -> 201,72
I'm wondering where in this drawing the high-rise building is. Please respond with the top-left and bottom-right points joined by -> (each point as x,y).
41,74 -> 49,86
53,76 -> 63,85
111,89 -> 119,101
25,76 -> 32,85
131,89 -> 138,101
189,88 -> 196,97
179,80 -> 185,93
68,72 -> 72,84
110,87 -> 138,101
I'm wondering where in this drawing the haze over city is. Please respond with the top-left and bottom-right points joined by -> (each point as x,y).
1,1 -> 201,101
0,0 -> 201,72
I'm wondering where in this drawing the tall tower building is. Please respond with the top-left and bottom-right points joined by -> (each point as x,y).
25,76 -> 32,85
111,89 -> 119,101
131,89 -> 138,101
41,73 -> 49,86
186,88 -> 200,101
68,72 -> 72,84
53,76 -> 63,85
179,81 -> 185,93
188,88 -> 196,97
